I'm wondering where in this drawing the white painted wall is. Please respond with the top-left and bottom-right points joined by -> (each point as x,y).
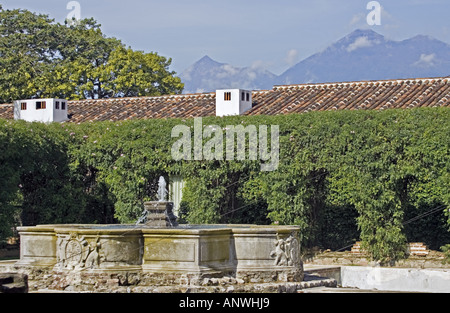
341,266 -> 450,293
216,89 -> 252,117
14,99 -> 68,123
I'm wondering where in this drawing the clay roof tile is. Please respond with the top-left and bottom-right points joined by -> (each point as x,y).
0,77 -> 449,122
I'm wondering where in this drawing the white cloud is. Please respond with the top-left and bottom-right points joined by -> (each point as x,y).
285,49 -> 299,66
349,13 -> 365,26
414,53 -> 436,67
217,64 -> 239,78
246,71 -> 257,81
347,36 -> 373,52
250,60 -> 272,72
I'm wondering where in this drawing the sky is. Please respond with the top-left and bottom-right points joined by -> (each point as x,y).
1,0 -> 450,75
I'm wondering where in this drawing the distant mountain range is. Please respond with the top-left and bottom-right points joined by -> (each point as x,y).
180,29 -> 450,93
180,55 -> 277,93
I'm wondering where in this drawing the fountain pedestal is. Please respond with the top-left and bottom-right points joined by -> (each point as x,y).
143,201 -> 178,227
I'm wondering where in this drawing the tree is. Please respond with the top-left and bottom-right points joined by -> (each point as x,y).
0,7 -> 183,103
42,17 -> 124,100
0,7 -> 59,103
102,46 -> 184,98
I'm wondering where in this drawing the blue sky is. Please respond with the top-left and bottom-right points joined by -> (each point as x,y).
2,0 -> 449,75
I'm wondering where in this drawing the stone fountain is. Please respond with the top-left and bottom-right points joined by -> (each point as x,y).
136,176 -> 178,227
12,177 -> 304,292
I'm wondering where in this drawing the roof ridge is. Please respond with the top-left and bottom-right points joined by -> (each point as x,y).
67,90 -> 277,103
273,76 -> 450,90
68,92 -> 217,103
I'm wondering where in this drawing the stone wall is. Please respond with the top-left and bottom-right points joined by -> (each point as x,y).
0,272 -> 28,293
304,250 -> 449,269
0,265 -> 335,293
340,266 -> 450,292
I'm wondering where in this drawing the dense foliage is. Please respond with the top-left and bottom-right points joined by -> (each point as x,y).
0,6 -> 184,103
0,108 -> 449,263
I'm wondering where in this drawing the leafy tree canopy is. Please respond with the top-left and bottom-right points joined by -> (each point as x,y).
0,6 -> 184,103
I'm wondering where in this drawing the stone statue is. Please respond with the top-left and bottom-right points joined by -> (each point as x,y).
271,238 -> 289,266
157,176 -> 168,202
270,233 -> 300,266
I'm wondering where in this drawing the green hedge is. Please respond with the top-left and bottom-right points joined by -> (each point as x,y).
0,108 -> 449,263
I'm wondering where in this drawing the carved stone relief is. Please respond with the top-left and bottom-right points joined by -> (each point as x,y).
56,232 -> 102,270
270,233 -> 300,267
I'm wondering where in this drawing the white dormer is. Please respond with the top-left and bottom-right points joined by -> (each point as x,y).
216,89 -> 252,117
14,99 -> 69,123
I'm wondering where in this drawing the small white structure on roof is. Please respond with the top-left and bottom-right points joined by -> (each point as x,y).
216,89 -> 252,117
14,99 -> 68,123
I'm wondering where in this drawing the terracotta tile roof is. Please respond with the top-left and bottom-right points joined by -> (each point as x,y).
247,77 -> 450,116
67,93 -> 217,122
0,104 -> 13,119
0,77 -> 449,123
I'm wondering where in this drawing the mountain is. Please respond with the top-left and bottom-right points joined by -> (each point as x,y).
277,29 -> 450,85
180,55 -> 277,94
180,30 -> 450,93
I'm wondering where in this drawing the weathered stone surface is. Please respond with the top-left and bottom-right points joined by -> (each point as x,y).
305,250 -> 449,268
0,268 -> 334,293
341,266 -> 450,293
0,273 -> 28,293
12,223 -> 306,293
143,201 -> 178,227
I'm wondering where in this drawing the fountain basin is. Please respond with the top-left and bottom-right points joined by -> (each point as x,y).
14,224 -> 303,289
